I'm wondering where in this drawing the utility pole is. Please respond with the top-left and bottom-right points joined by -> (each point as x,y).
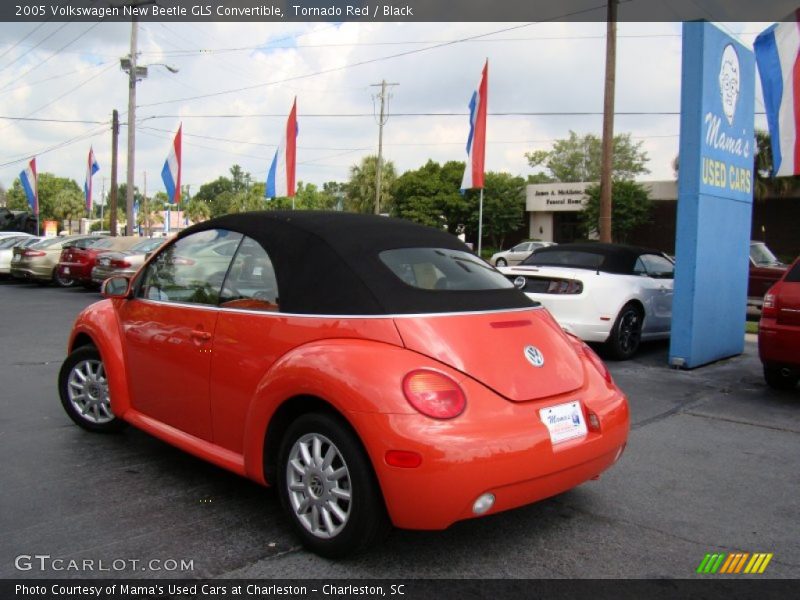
100,177 -> 106,226
371,80 -> 398,215
124,20 -> 138,236
110,109 -> 119,237
599,0 -> 618,243
142,170 -> 146,237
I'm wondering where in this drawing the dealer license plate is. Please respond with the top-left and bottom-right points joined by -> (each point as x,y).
539,401 -> 587,445
63,267 -> 70,275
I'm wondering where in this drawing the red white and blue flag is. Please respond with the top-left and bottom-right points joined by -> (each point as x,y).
461,60 -> 488,190
754,14 -> 800,176
84,146 -> 100,214
266,99 -> 298,198
161,124 -> 182,204
19,157 -> 38,216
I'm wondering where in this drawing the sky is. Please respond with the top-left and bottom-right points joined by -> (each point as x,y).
0,19 -> 770,202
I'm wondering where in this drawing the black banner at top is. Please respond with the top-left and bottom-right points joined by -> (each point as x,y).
1,0 -> 797,23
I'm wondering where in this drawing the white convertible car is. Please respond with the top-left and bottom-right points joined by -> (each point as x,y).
498,243 -> 674,359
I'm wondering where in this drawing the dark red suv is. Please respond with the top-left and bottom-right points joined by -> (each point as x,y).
758,257 -> 800,390
749,241 -> 787,310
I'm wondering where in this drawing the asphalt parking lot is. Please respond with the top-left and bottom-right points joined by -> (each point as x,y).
0,278 -> 798,580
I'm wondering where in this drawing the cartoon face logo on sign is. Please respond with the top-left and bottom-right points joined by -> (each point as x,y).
718,44 -> 740,126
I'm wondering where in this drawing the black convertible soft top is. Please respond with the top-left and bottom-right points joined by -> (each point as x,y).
178,211 -> 534,315
521,242 -> 667,274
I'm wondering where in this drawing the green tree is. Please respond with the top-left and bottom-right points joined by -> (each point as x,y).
580,180 -> 652,243
195,175 -> 234,205
346,155 -> 396,213
268,181 -> 340,210
51,188 -> 87,224
184,197 -> 211,223
526,131 -> 650,182
6,173 -> 83,221
0,183 -> 6,207
392,160 -> 459,229
480,172 -> 526,248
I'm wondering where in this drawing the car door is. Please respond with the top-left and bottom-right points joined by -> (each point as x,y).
509,242 -> 532,265
118,229 -> 242,440
635,254 -> 675,333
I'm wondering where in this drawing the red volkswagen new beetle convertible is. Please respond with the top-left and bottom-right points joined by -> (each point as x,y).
59,212 -> 629,557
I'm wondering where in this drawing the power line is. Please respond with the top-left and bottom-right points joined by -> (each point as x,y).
138,3 -> 611,109
0,123 -> 109,169
0,115 -> 106,124
0,61 -> 115,97
0,22 -> 51,62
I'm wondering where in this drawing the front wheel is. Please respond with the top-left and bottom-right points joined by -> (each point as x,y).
605,303 -> 643,360
495,258 -> 507,267
277,412 -> 389,558
764,366 -> 799,391
58,345 -> 126,432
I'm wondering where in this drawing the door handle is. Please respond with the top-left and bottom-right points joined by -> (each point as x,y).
190,330 -> 212,342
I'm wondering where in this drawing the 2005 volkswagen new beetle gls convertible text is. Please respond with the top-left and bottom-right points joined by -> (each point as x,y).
58,211 -> 629,557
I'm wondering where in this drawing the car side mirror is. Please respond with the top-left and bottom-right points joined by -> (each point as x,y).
102,276 -> 131,299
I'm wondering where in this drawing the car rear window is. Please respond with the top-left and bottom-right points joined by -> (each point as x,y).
786,261 -> 800,283
32,237 -> 65,249
522,250 -> 605,270
379,248 -> 514,291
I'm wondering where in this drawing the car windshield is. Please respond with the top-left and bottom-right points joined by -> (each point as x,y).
380,248 -> 514,291
522,249 -> 605,270
750,242 -> 782,266
31,237 -> 66,249
131,238 -> 163,253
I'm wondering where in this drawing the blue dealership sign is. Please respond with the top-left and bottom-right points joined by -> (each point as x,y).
669,22 -> 755,369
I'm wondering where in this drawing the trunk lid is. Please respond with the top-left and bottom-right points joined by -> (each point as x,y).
393,307 -> 584,402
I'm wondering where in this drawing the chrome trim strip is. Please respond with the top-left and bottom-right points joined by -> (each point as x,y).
132,298 -> 542,319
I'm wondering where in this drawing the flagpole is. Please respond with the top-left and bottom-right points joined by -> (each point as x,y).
478,188 -> 484,257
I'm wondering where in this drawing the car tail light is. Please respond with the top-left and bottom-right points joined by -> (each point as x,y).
402,369 -> 466,419
762,291 -> 778,318
110,258 -> 132,268
23,250 -> 46,257
546,279 -> 583,294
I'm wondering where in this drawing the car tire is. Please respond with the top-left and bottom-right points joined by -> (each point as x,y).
763,366 -> 799,391
495,258 -> 507,267
605,303 -> 643,360
53,268 -> 76,288
58,345 -> 126,433
277,412 -> 389,558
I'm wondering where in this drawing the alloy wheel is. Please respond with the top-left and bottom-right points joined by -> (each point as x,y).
67,359 -> 114,425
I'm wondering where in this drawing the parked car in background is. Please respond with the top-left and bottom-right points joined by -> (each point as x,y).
0,236 -> 40,276
56,236 -> 142,288
749,241 -> 788,310
758,257 -> 800,390
0,231 -> 34,241
10,235 -> 103,285
499,243 -> 675,360
90,237 -> 168,286
58,211 -> 629,557
491,241 -> 556,267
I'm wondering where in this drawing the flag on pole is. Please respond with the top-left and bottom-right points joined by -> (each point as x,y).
161,124 -> 182,204
266,98 -> 298,198
84,146 -> 100,214
461,60 -> 488,190
754,13 -> 800,176
20,157 -> 38,215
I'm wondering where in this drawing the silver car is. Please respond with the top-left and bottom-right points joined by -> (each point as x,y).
491,241 -> 556,267
91,237 -> 167,285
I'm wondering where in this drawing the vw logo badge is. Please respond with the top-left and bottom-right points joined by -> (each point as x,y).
524,345 -> 545,367
513,276 -> 527,290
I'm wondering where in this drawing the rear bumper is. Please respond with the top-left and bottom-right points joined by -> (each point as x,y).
759,319 -> 800,369
10,265 -> 52,281
92,266 -> 137,284
524,294 -> 612,343
350,375 -> 629,530
57,262 -> 92,282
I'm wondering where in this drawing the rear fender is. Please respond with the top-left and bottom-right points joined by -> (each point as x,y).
242,338 -> 460,482
67,299 -> 131,417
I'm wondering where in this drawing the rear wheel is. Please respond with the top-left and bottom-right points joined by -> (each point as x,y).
605,303 -> 643,360
495,258 -> 507,267
58,345 -> 125,432
764,366 -> 799,391
277,412 -> 388,558
53,268 -> 76,288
